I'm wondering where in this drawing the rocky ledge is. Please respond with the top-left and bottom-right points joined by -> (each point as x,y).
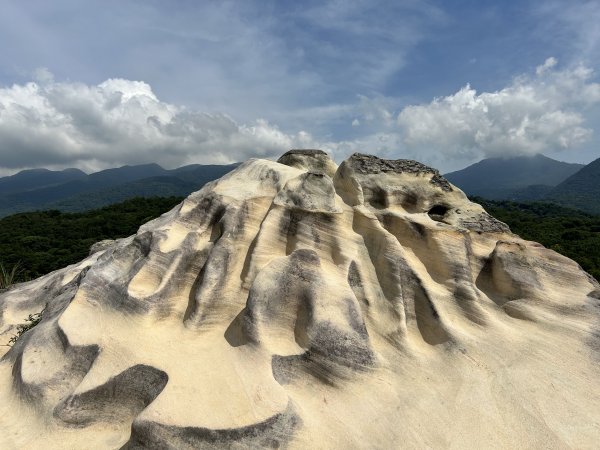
345,153 -> 454,191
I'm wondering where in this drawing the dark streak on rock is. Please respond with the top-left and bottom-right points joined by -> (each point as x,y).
308,321 -> 375,368
125,401 -> 300,450
55,365 -> 168,426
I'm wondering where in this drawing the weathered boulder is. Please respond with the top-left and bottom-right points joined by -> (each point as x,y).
0,151 -> 599,449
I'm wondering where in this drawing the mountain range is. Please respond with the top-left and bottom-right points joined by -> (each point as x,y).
0,163 -> 238,218
2,152 -> 598,218
548,157 -> 600,214
445,154 -> 600,214
444,154 -> 584,200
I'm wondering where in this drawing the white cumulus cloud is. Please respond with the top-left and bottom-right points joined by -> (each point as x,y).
536,57 -> 557,75
397,59 -> 600,164
0,72 -> 315,173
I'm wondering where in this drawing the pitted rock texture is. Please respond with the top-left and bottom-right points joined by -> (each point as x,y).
1,151 -> 599,449
345,153 -> 453,191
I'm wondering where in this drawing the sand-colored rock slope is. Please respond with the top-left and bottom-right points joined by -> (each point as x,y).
1,150 -> 599,449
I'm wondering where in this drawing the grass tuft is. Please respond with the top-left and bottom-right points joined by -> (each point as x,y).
0,262 -> 21,289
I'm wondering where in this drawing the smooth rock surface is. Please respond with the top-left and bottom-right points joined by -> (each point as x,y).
1,151 -> 599,449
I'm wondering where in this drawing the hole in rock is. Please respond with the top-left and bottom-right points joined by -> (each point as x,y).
427,204 -> 449,221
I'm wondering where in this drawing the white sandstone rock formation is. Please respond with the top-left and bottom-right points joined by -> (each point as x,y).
1,151 -> 599,449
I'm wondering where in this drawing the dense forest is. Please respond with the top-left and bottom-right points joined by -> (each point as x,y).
0,196 -> 183,283
1,196 -> 598,287
474,197 -> 600,281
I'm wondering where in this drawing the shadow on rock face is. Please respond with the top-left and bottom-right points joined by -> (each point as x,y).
55,365 -> 168,426
123,401 -> 300,450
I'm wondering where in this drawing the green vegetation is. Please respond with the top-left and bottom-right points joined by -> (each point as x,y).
1,194 -> 597,289
0,262 -> 22,289
474,197 -> 600,281
0,163 -> 237,218
0,196 -> 183,283
7,306 -> 46,346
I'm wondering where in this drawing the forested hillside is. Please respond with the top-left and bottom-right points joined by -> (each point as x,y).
546,157 -> 600,215
0,196 -> 183,283
0,163 -> 237,217
1,196 -> 598,287
475,197 -> 600,281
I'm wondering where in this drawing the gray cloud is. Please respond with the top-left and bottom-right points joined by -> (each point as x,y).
0,0 -> 448,153
0,76 -> 315,173
2,59 -> 597,175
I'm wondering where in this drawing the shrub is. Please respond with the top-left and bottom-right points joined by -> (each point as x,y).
7,306 -> 46,346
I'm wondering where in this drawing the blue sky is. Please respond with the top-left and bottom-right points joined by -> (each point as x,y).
0,0 -> 599,174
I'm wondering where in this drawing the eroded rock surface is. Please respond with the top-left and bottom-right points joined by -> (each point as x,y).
277,149 -> 337,177
1,151 -> 599,449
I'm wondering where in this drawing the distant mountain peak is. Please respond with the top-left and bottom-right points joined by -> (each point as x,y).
0,162 -> 239,217
445,154 -> 584,200
547,156 -> 600,214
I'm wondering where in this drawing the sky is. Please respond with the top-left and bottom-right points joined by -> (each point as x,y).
0,0 -> 599,175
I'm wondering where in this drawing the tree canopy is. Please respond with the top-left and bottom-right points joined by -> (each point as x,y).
0,196 -> 183,282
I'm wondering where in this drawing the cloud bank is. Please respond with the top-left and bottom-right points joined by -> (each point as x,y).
0,59 -> 598,175
0,75 -> 314,172
397,59 -> 600,164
